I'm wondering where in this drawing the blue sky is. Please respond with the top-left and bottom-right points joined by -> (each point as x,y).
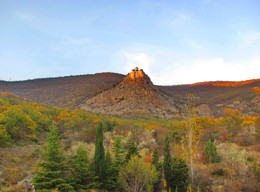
0,0 -> 259,85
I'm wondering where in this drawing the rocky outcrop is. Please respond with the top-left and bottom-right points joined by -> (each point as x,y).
80,68 -> 178,116
196,104 -> 213,117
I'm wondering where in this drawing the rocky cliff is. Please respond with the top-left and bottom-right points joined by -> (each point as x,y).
80,68 -> 178,116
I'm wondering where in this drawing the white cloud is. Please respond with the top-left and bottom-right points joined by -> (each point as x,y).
119,49 -> 260,85
122,52 -> 155,74
117,38 -> 260,85
151,57 -> 260,85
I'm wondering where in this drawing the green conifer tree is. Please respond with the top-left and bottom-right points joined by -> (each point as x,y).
163,136 -> 189,192
205,140 -> 220,163
163,136 -> 172,191
71,147 -> 99,190
103,149 -> 119,190
113,137 -> 126,166
171,158 -> 188,192
152,148 -> 160,171
94,123 -> 106,185
125,142 -> 139,161
152,148 -> 161,191
33,123 -> 74,192
103,137 -> 126,190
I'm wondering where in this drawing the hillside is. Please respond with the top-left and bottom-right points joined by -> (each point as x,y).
0,73 -> 124,108
0,70 -> 259,117
80,68 -> 178,116
161,79 -> 260,117
0,92 -> 259,192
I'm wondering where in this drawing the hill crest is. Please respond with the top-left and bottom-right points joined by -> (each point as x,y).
80,68 -> 178,116
0,71 -> 259,117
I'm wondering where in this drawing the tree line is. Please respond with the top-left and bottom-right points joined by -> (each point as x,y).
33,123 -> 190,192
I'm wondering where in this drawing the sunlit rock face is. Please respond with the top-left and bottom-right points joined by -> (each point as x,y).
80,68 -> 179,116
120,67 -> 153,88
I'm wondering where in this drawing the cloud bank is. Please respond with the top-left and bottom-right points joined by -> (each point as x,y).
121,51 -> 260,85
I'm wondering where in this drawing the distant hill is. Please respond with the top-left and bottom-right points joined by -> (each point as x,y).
0,73 -> 124,108
0,71 -> 259,117
173,79 -> 260,87
161,79 -> 260,116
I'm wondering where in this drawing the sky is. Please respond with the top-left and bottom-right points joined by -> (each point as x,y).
0,0 -> 259,85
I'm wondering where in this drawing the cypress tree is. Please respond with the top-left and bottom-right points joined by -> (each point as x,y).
152,148 -> 161,191
163,136 -> 172,191
152,148 -> 160,171
171,158 -> 188,192
33,123 -> 74,192
71,147 -> 99,190
94,123 -> 106,184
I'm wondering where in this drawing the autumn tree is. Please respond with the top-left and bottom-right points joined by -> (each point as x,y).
182,93 -> 201,185
33,123 -> 74,192
222,108 -> 243,136
0,106 -> 37,140
0,125 -> 11,147
119,156 -> 158,192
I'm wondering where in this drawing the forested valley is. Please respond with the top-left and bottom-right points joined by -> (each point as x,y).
0,92 -> 259,192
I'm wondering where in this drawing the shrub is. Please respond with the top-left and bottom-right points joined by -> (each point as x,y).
212,168 -> 226,176
205,140 -> 220,163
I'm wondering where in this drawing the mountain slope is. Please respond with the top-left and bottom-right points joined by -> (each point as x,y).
160,79 -> 260,116
80,68 -> 178,116
0,70 -> 259,117
0,73 -> 124,108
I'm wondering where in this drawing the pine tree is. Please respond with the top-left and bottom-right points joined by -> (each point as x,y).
94,123 -> 106,185
152,148 -> 160,171
205,140 -> 220,163
103,137 -> 126,190
113,137 -> 126,166
163,136 -> 189,192
171,158 -> 188,192
103,149 -> 119,190
33,123 -> 74,192
163,136 -> 172,191
71,147 -> 99,190
125,142 -> 139,161
105,149 -> 112,168
152,148 -> 161,192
